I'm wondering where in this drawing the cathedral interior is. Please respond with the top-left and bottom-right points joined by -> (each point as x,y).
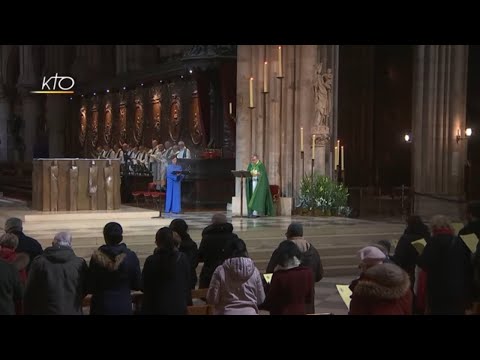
0,45 -> 478,218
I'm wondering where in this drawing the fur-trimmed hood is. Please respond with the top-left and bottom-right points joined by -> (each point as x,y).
353,263 -> 410,300
91,244 -> 128,271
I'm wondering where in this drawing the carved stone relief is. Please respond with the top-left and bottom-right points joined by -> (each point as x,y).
133,91 -> 144,145
89,160 -> 98,210
50,160 -> 59,212
104,160 -> 114,210
79,104 -> 87,146
91,98 -> 99,148
312,63 -> 333,145
118,91 -> 128,145
69,160 -> 78,211
104,97 -> 113,145
190,90 -> 203,145
150,86 -> 162,136
169,94 -> 181,142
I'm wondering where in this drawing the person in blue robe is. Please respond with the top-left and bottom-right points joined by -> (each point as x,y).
165,154 -> 185,214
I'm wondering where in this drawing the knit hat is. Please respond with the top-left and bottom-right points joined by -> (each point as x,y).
4,218 -> 23,233
358,246 -> 386,264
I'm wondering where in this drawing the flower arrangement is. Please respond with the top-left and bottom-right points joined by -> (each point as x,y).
297,173 -> 351,216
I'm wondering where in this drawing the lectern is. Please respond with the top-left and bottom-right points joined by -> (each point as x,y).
231,170 -> 252,218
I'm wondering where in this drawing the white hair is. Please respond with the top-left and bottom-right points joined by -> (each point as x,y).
53,232 -> 72,247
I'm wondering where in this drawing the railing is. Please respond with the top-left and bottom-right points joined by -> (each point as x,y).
347,185 -> 412,218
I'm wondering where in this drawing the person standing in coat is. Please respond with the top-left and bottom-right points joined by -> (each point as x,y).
207,238 -> 265,315
417,215 -> 473,315
459,201 -> 480,305
349,262 -> 413,315
87,222 -> 142,315
261,241 -> 313,315
0,259 -> 22,315
141,227 -> 192,315
169,219 -> 198,289
393,215 -> 431,288
4,217 -> 43,269
266,222 -> 323,313
24,232 -> 87,315
198,213 -> 239,288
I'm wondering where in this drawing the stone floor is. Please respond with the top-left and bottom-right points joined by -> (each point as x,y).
0,195 -> 407,315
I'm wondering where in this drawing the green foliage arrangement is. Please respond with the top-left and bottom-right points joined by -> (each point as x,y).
297,173 -> 351,216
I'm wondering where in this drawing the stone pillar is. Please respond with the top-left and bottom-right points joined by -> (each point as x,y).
17,45 -> 39,162
412,45 -> 469,219
19,89 -> 40,161
44,45 -> 68,157
115,45 -> 128,74
127,45 -> 143,71
0,82 -> 11,160
232,45 -> 252,215
232,45 -> 326,216
46,96 -> 68,157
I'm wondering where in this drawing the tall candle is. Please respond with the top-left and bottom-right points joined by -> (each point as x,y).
312,135 -> 316,160
249,77 -> 254,108
341,145 -> 345,171
300,127 -> 304,152
229,102 -> 233,115
263,61 -> 268,93
336,140 -> 340,168
278,46 -> 283,77
334,146 -> 338,168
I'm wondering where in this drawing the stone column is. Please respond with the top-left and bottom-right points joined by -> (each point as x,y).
115,45 -> 128,74
46,96 -> 68,157
19,89 -> 40,161
232,45 -> 325,216
17,45 -> 39,162
127,45 -> 143,72
0,86 -> 10,161
412,45 -> 469,219
232,45 -> 252,215
44,45 -> 68,157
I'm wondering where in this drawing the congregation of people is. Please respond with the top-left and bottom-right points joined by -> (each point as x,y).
0,200 -> 479,315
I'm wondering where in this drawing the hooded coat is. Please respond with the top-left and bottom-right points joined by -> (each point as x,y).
198,222 -> 239,288
88,243 -> 142,315
24,246 -> 88,315
207,257 -> 265,315
349,263 -> 413,315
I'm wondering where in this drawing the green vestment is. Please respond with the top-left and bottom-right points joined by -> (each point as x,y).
246,160 -> 274,216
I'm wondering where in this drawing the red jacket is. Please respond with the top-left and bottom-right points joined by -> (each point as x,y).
0,247 -> 28,284
261,266 -> 313,315
349,263 -> 413,315
0,247 -> 29,315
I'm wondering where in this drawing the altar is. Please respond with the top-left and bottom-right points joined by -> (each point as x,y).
32,159 -> 121,211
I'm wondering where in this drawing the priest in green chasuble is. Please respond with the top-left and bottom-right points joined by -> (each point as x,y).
246,154 -> 274,217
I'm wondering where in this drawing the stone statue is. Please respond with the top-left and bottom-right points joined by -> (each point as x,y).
50,160 -> 59,211
313,63 -> 333,128
89,160 -> 98,210
104,160 -> 114,210
69,160 -> 78,211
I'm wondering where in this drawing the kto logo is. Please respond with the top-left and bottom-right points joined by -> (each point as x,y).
30,73 -> 75,94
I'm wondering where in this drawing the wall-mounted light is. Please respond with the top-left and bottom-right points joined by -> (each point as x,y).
106,89 -> 110,93
93,92 -> 96,96
123,86 -> 126,90
457,128 -> 472,143
189,69 -> 193,74
404,133 -> 412,143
